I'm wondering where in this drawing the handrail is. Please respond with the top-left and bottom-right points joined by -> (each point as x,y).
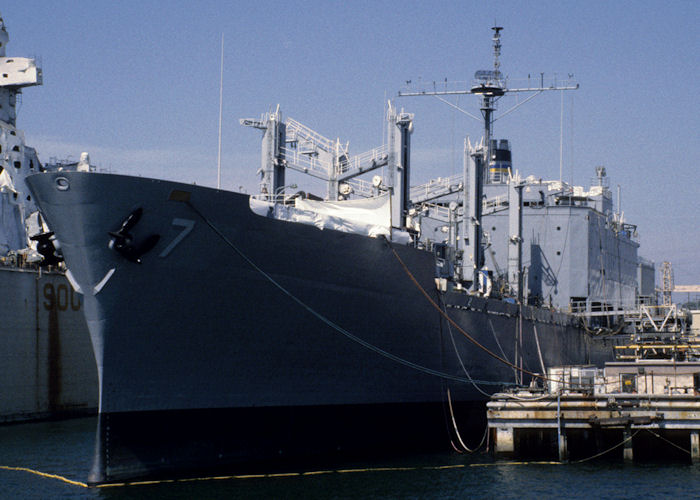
281,146 -> 332,179
286,117 -> 337,153
337,144 -> 388,179
410,173 -> 463,203
345,178 -> 375,198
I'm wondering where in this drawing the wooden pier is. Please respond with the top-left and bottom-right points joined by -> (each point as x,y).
487,362 -> 700,463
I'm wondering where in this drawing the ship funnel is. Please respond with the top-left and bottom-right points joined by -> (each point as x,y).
487,139 -> 512,184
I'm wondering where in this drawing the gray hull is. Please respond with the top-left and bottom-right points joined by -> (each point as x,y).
27,171 -> 614,483
0,266 -> 96,422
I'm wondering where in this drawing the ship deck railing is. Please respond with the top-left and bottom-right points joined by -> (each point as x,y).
281,143 -> 389,183
410,173 -> 463,203
483,194 -> 509,212
286,117 -> 337,153
572,302 -> 687,335
413,202 -> 460,222
250,192 -> 299,205
345,177 -> 377,198
281,146 -> 333,180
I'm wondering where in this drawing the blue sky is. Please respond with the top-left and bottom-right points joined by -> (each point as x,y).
4,1 -> 700,289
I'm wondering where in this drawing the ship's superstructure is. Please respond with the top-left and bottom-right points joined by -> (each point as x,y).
243,27 -> 652,325
243,109 -> 648,318
0,12 -> 96,423
0,12 -> 44,260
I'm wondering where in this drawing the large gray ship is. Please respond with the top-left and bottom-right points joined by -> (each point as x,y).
0,12 -> 96,423
27,27 -> 653,483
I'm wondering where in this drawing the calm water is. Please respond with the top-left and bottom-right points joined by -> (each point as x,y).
2,417 -> 700,499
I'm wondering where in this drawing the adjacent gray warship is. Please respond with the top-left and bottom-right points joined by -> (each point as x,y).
0,12 -> 96,423
28,27 -> 652,483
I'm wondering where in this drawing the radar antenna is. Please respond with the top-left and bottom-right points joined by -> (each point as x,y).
398,26 -> 578,293
399,26 -> 578,170
492,25 -> 503,78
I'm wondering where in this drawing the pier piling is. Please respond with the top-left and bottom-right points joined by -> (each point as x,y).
487,363 -> 700,464
495,427 -> 515,456
623,426 -> 633,462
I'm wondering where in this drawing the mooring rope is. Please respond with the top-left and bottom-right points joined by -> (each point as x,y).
533,324 -> 547,378
487,318 -> 517,381
499,391 -> 557,402
445,386 -> 471,453
185,201 -> 505,386
386,242 -> 548,382
643,428 -> 691,455
569,429 -> 641,464
444,306 -> 495,398
446,388 -> 488,453
191,199 -> 594,390
386,241 -> 609,390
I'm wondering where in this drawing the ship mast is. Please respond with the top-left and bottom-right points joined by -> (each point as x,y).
476,26 -> 504,170
399,26 -> 578,293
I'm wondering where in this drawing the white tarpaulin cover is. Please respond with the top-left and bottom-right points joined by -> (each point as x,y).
249,193 -> 411,243
295,194 -> 391,235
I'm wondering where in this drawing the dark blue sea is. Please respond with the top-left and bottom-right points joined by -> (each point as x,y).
2,417 -> 700,499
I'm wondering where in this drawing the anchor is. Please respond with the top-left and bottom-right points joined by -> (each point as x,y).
108,207 -> 160,264
29,231 -> 63,266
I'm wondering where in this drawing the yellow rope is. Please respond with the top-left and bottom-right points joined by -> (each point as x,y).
0,465 -> 88,488
469,461 -> 561,467
2,461 -> 567,489
7,429 -> 686,488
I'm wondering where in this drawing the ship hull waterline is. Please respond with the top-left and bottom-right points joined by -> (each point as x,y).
27,171 -> 614,484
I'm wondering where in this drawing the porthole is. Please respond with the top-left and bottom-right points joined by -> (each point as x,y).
55,176 -> 70,191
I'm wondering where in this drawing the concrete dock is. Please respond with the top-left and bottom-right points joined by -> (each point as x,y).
487,362 -> 700,463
